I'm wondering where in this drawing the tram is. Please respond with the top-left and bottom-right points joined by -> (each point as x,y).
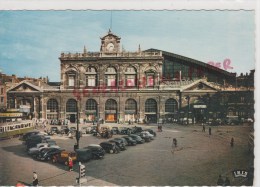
0,120 -> 35,139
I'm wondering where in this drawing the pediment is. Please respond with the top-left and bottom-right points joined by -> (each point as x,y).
183,81 -> 220,92
8,81 -> 42,93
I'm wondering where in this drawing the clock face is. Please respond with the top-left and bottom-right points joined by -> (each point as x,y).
106,43 -> 114,52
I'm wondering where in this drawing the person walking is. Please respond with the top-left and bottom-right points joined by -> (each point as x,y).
68,155 -> 73,171
32,172 -> 38,186
202,123 -> 205,132
209,127 -> 212,135
172,138 -> 177,147
230,137 -> 234,147
217,175 -> 224,186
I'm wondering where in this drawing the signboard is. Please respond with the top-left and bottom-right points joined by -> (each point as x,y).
193,105 -> 207,109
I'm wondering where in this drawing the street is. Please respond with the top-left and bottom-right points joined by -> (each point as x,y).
0,123 -> 254,186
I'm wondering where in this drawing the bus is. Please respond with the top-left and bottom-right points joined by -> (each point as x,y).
0,120 -> 35,140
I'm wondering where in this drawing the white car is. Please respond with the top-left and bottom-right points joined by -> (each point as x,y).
140,131 -> 154,140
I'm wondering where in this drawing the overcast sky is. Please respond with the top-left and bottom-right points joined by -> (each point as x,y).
0,10 -> 255,82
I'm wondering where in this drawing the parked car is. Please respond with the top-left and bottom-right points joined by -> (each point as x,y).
29,145 -> 60,158
60,126 -> 70,135
144,129 -> 157,137
109,139 -> 127,151
52,151 -> 77,165
48,127 -> 60,135
129,134 -> 145,144
28,143 -> 49,155
84,144 -> 105,159
111,127 -> 120,135
37,147 -> 64,161
75,148 -> 93,162
140,131 -> 154,141
44,139 -> 56,146
81,126 -> 92,134
114,137 -> 128,146
131,126 -> 143,134
100,141 -> 119,153
118,127 -> 132,135
20,130 -> 40,141
122,136 -> 137,146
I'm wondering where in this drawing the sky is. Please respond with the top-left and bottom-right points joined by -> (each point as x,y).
0,10 -> 255,82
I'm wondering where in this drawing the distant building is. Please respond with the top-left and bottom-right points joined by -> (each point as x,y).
6,30 -> 254,124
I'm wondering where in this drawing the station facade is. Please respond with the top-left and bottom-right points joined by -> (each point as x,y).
6,30 -> 254,124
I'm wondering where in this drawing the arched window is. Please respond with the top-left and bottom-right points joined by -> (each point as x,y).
47,99 -> 59,112
105,99 -> 117,122
86,67 -> 97,87
105,67 -> 117,87
125,99 -> 137,112
145,99 -> 157,113
86,99 -> 97,111
125,67 -> 137,87
66,99 -> 77,112
165,99 -> 178,113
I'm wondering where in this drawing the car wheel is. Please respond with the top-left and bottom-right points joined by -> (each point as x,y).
110,150 -> 114,154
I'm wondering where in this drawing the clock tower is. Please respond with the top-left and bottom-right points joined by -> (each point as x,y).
100,29 -> 121,53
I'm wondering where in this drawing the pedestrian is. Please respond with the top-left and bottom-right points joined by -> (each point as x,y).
172,138 -> 177,147
217,175 -> 224,186
68,155 -> 73,171
32,172 -> 38,186
209,127 -> 211,135
224,176 -> 230,186
202,123 -> 205,132
230,137 -> 234,147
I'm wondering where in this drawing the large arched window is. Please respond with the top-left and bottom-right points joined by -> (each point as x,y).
105,67 -> 117,87
145,99 -> 157,113
86,67 -> 97,87
125,67 -> 137,87
105,99 -> 117,122
47,99 -> 59,112
165,99 -> 178,113
66,99 -> 77,112
125,99 -> 137,112
85,99 -> 98,121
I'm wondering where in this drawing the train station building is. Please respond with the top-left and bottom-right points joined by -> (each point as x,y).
6,30 -> 254,124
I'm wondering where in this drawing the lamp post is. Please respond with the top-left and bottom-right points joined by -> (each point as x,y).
75,100 -> 80,150
185,96 -> 190,125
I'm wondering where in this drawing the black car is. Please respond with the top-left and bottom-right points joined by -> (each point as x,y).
129,134 -> 145,144
114,137 -> 128,146
109,139 -> 126,151
111,127 -> 120,135
100,141 -> 119,153
76,148 -> 93,162
26,135 -> 47,150
84,145 -> 105,159
60,126 -> 70,135
122,136 -> 137,146
131,126 -> 143,134
20,131 -> 40,141
37,147 -> 63,161
118,127 -> 132,135
48,127 -> 60,135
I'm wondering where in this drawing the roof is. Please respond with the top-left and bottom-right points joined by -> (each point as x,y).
145,48 -> 236,77
100,29 -> 121,40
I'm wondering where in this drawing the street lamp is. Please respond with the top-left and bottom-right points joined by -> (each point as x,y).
185,96 -> 190,125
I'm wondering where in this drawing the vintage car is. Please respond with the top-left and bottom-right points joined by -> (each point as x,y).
84,144 -> 105,159
75,148 -> 93,162
37,147 -> 64,161
100,141 -> 119,153
122,136 -> 137,146
129,134 -> 145,144
109,139 -> 127,151
52,150 -> 77,165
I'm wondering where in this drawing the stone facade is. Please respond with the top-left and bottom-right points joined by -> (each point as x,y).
6,30 -> 255,124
